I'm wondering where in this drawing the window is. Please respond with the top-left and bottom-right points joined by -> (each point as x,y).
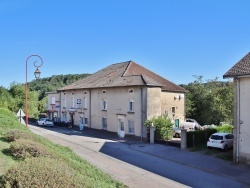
120,122 -> 124,131
84,91 -> 87,94
77,99 -> 81,109
128,100 -> 134,112
172,107 -> 175,114
128,120 -> 135,134
102,117 -> 107,129
129,89 -> 134,93
63,99 -> 66,108
51,97 -> 55,104
71,97 -> 75,108
102,90 -> 106,94
84,117 -> 88,125
83,97 -> 87,109
102,99 -> 107,110
62,113 -> 67,122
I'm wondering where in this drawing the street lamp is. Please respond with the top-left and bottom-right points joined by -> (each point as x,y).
25,55 -> 43,126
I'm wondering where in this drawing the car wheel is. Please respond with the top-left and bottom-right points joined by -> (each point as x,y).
224,145 -> 228,151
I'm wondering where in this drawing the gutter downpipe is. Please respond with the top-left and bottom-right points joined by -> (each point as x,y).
89,89 -> 92,128
140,87 -> 143,141
236,78 -> 240,163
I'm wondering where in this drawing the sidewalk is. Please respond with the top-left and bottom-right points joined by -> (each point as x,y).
129,143 -> 250,186
65,125 -> 250,186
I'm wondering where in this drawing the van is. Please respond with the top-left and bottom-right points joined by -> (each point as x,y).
180,118 -> 201,130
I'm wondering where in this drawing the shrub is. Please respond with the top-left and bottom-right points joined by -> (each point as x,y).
216,124 -> 233,133
0,157 -> 84,188
9,139 -> 54,159
4,129 -> 34,142
187,129 -> 217,148
145,115 -> 173,140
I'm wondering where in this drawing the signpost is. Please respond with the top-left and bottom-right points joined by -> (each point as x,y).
16,108 -> 26,125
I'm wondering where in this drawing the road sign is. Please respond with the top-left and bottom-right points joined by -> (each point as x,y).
16,108 -> 26,117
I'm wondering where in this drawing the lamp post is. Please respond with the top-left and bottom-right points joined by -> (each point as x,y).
25,55 -> 43,126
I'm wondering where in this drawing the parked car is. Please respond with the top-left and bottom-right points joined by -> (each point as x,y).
173,127 -> 181,138
179,118 -> 201,130
36,118 -> 54,126
207,132 -> 234,151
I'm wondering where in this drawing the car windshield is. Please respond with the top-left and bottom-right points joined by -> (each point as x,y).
211,135 -> 223,140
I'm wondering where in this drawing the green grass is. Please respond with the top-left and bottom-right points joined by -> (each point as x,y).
0,108 -> 126,188
0,137 -> 19,176
189,144 -> 233,162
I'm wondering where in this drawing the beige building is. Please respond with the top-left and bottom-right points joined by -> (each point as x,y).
47,61 -> 186,139
224,52 -> 250,165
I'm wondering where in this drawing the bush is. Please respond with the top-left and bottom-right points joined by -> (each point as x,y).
4,129 -> 34,142
216,124 -> 233,133
187,129 -> 217,148
145,115 -> 173,140
0,157 -> 84,188
9,139 -> 54,159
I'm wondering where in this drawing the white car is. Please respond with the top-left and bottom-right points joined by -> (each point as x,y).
36,118 -> 54,127
207,132 -> 234,151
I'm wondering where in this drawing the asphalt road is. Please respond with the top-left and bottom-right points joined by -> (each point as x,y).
29,125 -> 247,188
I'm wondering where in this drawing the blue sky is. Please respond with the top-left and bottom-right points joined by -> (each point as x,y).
1,0 -> 250,88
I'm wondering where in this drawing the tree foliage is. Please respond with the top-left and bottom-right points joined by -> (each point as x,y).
0,74 -> 89,118
181,76 -> 234,125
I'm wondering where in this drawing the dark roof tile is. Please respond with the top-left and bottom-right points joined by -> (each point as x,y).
224,52 -> 250,78
59,61 -> 186,92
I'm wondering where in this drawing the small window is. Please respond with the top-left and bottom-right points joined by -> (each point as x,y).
128,120 -> 135,134
84,117 -> 88,125
102,117 -> 107,129
172,107 -> 175,114
102,99 -> 107,110
77,99 -> 81,109
129,89 -> 134,93
102,90 -> 106,94
83,97 -> 87,109
51,97 -> 56,105
84,91 -> 87,94
128,100 -> 134,112
72,93 -> 74,95
64,92 -> 66,95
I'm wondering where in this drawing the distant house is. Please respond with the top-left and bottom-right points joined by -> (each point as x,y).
223,52 -> 250,165
46,61 -> 187,139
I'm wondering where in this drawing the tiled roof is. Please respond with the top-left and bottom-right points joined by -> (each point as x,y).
223,52 -> 250,78
58,61 -> 186,92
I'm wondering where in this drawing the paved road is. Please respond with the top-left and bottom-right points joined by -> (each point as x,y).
29,125 -> 248,188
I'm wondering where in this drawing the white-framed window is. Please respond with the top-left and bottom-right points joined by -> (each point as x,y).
63,98 -> 66,108
128,120 -> 135,134
128,99 -> 134,112
77,99 -> 81,109
102,117 -> 107,129
51,97 -> 55,104
71,97 -> 75,108
83,97 -> 87,109
102,99 -> 107,110
62,113 -> 67,122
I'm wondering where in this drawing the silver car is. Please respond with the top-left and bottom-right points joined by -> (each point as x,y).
36,118 -> 54,127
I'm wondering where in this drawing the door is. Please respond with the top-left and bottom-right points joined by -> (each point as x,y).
117,115 -> 125,138
175,119 -> 179,128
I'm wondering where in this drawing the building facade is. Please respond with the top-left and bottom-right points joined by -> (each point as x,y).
47,61 -> 186,139
224,52 -> 250,165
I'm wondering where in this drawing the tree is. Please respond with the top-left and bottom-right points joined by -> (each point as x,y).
181,76 -> 233,125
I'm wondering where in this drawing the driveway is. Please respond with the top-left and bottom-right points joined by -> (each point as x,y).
29,124 -> 250,188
